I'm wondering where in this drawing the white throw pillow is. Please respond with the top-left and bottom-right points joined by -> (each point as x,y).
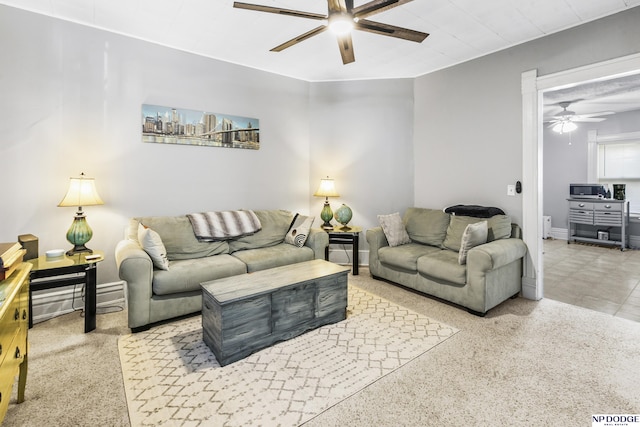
458,221 -> 488,265
378,212 -> 411,247
138,223 -> 170,270
285,214 -> 314,247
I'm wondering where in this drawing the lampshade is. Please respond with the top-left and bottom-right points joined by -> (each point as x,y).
314,177 -> 339,230
58,173 -> 104,207
552,120 -> 577,134
313,178 -> 340,198
58,173 -> 104,256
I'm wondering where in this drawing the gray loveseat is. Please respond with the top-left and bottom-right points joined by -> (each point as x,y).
115,210 -> 328,331
367,208 -> 527,316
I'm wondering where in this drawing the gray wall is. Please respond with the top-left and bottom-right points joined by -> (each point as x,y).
308,79 -> 415,238
2,4 -> 640,285
413,7 -> 640,227
0,6 -> 311,283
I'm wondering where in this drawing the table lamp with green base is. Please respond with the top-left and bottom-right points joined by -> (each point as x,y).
313,176 -> 340,230
58,172 -> 104,256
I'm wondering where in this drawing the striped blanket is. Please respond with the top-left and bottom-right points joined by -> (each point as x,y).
187,210 -> 261,241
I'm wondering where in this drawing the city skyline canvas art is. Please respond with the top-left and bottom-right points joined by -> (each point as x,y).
142,104 -> 260,150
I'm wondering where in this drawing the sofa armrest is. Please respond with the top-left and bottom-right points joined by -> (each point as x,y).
115,239 -> 154,329
366,227 -> 389,252
467,238 -> 527,272
305,228 -> 329,259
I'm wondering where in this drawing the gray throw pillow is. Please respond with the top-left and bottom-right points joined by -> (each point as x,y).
378,212 -> 411,247
458,221 -> 488,265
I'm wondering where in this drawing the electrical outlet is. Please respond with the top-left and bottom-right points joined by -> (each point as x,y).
507,185 -> 516,196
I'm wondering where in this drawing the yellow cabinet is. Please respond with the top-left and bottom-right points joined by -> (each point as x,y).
0,263 -> 30,423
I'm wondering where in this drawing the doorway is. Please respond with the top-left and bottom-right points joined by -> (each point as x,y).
521,52 -> 640,303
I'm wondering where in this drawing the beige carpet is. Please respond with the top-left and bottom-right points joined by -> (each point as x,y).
118,285 -> 458,426
5,267 -> 640,426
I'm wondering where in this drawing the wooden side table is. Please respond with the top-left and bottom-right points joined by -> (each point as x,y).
27,251 -> 104,333
324,225 -> 361,275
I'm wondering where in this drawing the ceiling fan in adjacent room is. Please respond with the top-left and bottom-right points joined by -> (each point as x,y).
233,0 -> 429,64
547,101 -> 614,134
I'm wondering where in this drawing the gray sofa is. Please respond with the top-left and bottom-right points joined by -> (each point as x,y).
115,210 -> 328,331
367,208 -> 527,316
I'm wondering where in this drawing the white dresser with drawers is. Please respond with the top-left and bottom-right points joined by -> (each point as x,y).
567,198 -> 629,250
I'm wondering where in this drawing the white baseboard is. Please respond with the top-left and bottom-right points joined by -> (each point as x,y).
547,227 -> 569,241
31,280 -> 126,325
327,247 -> 369,268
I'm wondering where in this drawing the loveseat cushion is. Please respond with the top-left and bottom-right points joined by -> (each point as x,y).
152,254 -> 246,295
404,208 -> 450,247
231,243 -> 314,273
417,250 -> 466,286
135,216 -> 229,260
228,210 -> 293,253
378,243 -> 441,272
442,215 -> 512,251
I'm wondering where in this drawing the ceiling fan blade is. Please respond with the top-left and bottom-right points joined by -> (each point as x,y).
233,2 -> 326,21
352,0 -> 414,20
345,0 -> 354,12
328,0 -> 348,14
355,19 -> 428,43
572,117 -> 607,122
577,111 -> 615,118
270,26 -> 328,52
337,33 -> 355,64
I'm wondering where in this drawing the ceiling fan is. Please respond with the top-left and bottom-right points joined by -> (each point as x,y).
233,0 -> 429,64
547,101 -> 614,134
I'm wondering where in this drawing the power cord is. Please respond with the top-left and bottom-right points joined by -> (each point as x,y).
72,283 -> 124,318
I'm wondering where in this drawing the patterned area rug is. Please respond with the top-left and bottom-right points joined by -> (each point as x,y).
118,285 -> 459,426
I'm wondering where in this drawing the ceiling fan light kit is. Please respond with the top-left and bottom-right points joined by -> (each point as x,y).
328,14 -> 355,35
233,0 -> 428,65
552,120 -> 578,134
547,100 -> 615,134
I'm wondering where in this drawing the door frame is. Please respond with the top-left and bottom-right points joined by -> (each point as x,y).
521,52 -> 640,300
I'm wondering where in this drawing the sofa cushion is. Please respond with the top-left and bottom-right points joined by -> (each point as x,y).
231,243 -> 314,273
458,221 -> 488,265
135,216 -> 229,260
152,254 -> 247,296
137,223 -> 170,270
486,215 -> 512,241
404,208 -> 450,247
417,250 -> 467,286
378,212 -> 411,247
228,210 -> 294,253
378,243 -> 441,272
443,214 -> 512,252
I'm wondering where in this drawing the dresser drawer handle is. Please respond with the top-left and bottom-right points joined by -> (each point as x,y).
14,308 -> 20,321
604,205 -> 612,209
578,203 -> 585,207
15,346 -> 21,359
0,344 -> 2,356
22,309 -> 27,320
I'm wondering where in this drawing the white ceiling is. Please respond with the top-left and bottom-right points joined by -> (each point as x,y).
2,0 -> 639,82
544,72 -> 640,120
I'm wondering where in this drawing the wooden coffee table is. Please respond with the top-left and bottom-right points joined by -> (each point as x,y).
201,259 -> 350,366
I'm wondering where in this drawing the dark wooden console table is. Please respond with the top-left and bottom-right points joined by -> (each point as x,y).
324,225 -> 361,275
27,251 -> 103,333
